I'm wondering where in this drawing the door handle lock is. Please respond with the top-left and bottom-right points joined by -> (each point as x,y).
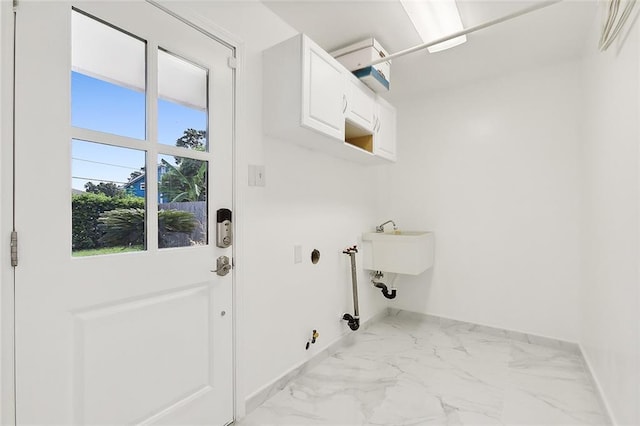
212,256 -> 231,276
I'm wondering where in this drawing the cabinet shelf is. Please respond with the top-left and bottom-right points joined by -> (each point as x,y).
345,121 -> 373,153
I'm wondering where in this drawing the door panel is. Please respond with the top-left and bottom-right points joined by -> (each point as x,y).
74,285 -> 210,425
14,2 -> 233,425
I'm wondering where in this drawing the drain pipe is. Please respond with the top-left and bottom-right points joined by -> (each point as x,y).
342,245 -> 360,331
372,271 -> 397,299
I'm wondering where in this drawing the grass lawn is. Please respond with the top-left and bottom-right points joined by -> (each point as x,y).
72,245 -> 144,257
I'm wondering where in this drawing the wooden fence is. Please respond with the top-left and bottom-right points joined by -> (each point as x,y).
159,201 -> 207,248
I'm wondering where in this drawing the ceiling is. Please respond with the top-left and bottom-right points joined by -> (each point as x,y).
262,0 -> 598,101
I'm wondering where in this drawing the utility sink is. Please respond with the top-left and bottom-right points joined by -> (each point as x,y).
362,231 -> 434,275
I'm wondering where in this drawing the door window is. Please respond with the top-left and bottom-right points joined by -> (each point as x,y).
71,9 -> 210,256
157,49 -> 208,150
158,154 -> 208,248
71,10 -> 146,139
71,140 -> 146,255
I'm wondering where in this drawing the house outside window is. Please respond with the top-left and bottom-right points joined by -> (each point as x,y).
124,164 -> 168,203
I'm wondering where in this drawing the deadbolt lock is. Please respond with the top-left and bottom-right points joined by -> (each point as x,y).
216,209 -> 232,248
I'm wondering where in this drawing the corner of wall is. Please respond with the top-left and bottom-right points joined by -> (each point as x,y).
579,344 -> 618,425
580,6 -> 640,425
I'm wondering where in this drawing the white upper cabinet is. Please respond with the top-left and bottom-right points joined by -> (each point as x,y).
303,40 -> 346,139
374,96 -> 397,161
263,33 -> 396,164
345,75 -> 376,132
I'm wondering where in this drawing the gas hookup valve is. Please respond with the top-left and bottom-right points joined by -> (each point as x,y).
305,329 -> 319,350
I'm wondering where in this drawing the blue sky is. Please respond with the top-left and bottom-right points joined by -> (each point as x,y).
71,71 -> 207,190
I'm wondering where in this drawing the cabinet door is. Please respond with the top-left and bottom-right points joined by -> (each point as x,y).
346,77 -> 375,131
302,40 -> 345,140
374,97 -> 397,161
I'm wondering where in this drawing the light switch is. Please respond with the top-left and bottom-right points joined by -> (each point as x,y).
255,165 -> 265,187
248,165 -> 266,187
294,245 -> 302,264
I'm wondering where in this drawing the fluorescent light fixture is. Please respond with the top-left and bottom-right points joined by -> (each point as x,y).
399,0 -> 467,53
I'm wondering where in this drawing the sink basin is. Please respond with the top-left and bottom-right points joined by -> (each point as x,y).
361,231 -> 434,275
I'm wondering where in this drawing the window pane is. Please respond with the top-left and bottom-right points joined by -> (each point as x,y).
72,140 -> 146,256
71,10 -> 145,139
158,49 -> 208,149
158,154 -> 207,248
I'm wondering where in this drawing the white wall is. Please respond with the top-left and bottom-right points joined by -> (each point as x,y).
378,60 -> 584,342
163,1 -> 389,414
186,3 -> 639,422
0,2 -> 3,423
581,9 -> 640,425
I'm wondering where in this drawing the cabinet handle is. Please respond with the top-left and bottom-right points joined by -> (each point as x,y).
375,116 -> 380,132
342,95 -> 348,113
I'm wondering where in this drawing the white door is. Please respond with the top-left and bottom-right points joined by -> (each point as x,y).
14,2 -> 234,425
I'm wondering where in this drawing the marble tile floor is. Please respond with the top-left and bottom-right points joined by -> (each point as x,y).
238,312 -> 608,426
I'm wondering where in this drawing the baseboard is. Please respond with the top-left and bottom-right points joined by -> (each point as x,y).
388,308 -> 581,354
244,308 -> 390,414
579,344 -> 616,426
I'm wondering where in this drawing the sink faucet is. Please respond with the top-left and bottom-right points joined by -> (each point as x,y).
376,220 -> 397,233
